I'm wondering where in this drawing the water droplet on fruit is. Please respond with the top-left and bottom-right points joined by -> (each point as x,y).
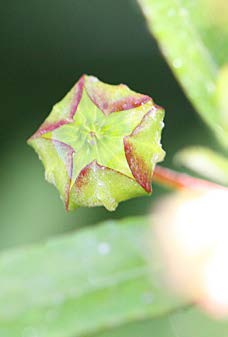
206,82 -> 215,93
167,8 -> 176,17
173,58 -> 183,69
179,7 -> 188,16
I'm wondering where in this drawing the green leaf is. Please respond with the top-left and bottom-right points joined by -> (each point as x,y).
0,217 -> 181,337
94,307 -> 228,337
28,75 -> 165,211
92,316 -> 177,337
175,146 -> 228,186
170,307 -> 228,337
137,0 -> 228,148
216,64 -> 228,134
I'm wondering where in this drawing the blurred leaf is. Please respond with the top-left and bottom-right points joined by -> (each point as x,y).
0,144 -> 108,251
170,307 -> 228,337
137,0 -> 228,148
0,217 -> 181,337
94,307 -> 228,337
216,64 -> 228,133
92,316 -> 176,337
175,146 -> 228,186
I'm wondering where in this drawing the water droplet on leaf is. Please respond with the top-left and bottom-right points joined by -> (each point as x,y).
142,292 -> 154,304
98,242 -> 110,255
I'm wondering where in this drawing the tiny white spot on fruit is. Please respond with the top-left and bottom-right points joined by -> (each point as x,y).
179,7 -> 188,16
206,82 -> 215,93
173,58 -> 183,69
167,8 -> 176,17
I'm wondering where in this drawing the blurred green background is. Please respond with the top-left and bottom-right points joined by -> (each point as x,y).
0,0 -> 212,250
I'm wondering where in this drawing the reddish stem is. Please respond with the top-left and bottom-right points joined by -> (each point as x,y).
153,165 -> 225,192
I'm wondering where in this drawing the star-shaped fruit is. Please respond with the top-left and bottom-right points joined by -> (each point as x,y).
28,75 -> 165,211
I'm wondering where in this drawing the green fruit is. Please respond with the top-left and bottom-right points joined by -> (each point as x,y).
28,75 -> 165,211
